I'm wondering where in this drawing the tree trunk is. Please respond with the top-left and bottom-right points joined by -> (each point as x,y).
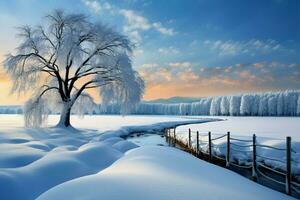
58,102 -> 72,127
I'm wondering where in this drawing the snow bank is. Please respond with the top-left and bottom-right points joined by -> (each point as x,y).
37,146 -> 292,200
0,115 -> 211,200
0,143 -> 122,199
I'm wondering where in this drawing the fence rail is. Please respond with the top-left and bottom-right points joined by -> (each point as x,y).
164,127 -> 299,197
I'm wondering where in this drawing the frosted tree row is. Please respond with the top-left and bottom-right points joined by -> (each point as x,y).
0,106 -> 23,114
1,90 -> 299,116
100,90 -> 300,116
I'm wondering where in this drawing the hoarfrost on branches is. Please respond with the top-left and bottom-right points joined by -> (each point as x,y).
4,10 -> 144,127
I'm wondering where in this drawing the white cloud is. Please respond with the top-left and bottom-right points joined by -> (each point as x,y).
204,39 -> 283,56
141,63 -> 158,68
83,2 -> 175,44
152,22 -> 174,36
169,62 -> 192,68
120,9 -> 175,36
83,0 -> 113,14
120,9 -> 151,31
120,9 -> 175,44
158,46 -> 180,54
84,0 -> 101,13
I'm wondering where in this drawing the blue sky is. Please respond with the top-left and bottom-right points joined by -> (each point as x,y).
0,0 -> 299,102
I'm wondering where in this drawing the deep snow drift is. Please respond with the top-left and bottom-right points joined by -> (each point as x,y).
0,115 -> 296,200
37,146 -> 292,200
0,115 -> 212,200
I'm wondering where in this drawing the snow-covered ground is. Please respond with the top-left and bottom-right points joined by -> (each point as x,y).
0,115 -> 295,199
176,116 -> 300,140
175,116 -> 300,175
37,146 -> 292,200
0,114 -> 213,200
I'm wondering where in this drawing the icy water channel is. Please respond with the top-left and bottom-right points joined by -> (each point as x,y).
124,131 -> 169,147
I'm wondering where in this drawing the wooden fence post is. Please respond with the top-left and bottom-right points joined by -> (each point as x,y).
226,131 -> 230,168
166,128 -> 171,145
188,128 -> 191,148
208,131 -> 212,162
286,136 -> 291,195
173,129 -> 176,146
252,134 -> 257,181
196,131 -> 199,156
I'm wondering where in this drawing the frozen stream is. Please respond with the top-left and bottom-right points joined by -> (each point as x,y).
125,132 -> 169,146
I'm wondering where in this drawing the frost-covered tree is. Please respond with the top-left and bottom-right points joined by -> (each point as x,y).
229,96 -> 241,116
258,96 -> 268,116
251,94 -> 260,116
267,95 -> 277,116
220,96 -> 229,115
210,97 -> 221,115
4,10 -> 144,127
287,91 -> 298,116
277,93 -> 284,116
240,94 -> 253,116
297,96 -> 300,116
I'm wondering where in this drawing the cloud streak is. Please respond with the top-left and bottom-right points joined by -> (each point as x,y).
204,39 -> 283,56
120,9 -> 175,44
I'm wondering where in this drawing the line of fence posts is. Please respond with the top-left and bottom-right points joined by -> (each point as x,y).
166,127 -> 293,196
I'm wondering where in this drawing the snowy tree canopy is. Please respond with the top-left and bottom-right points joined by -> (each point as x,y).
4,10 -> 144,127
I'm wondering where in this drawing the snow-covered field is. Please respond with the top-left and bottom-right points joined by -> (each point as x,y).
176,116 -> 300,140
175,116 -> 300,175
0,114 -> 295,199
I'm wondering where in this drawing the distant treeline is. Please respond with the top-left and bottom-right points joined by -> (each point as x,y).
0,106 -> 23,114
101,90 -> 300,116
2,90 -> 300,116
